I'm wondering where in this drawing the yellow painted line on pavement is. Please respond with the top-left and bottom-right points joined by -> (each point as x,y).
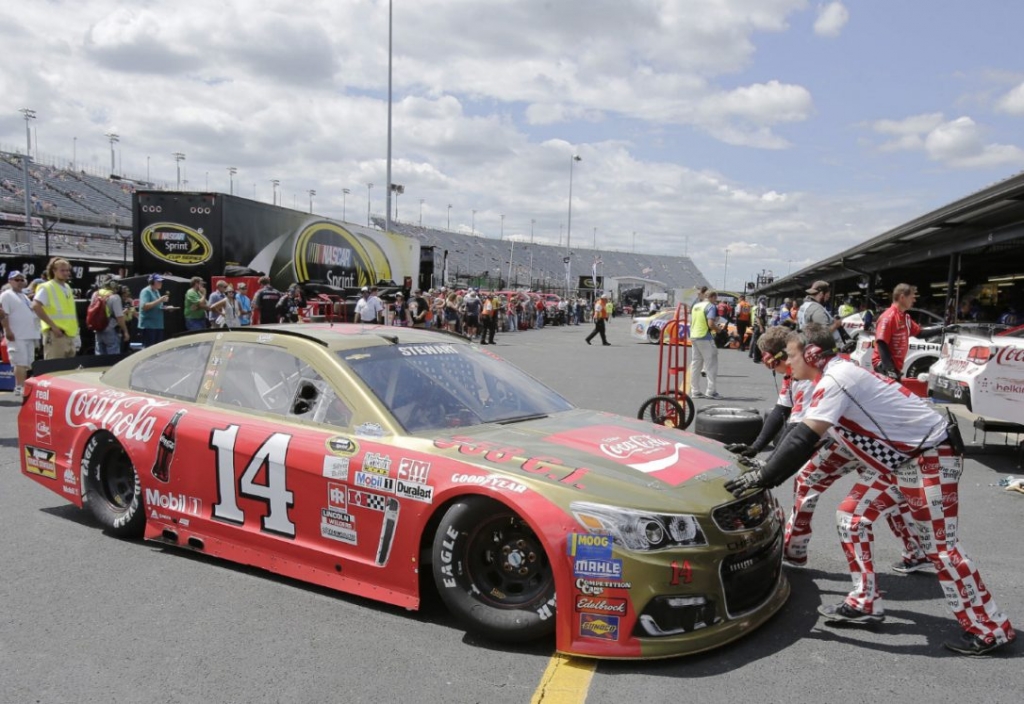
530,653 -> 596,704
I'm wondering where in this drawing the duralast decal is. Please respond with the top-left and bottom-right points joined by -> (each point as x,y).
140,222 -> 213,266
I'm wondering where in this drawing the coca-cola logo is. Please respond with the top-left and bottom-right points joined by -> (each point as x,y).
907,495 -> 927,510
66,389 -> 170,443
599,434 -> 671,460
995,346 -> 1024,366
942,492 -> 958,508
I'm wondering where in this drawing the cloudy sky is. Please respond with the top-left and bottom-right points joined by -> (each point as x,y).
2,0 -> 1024,290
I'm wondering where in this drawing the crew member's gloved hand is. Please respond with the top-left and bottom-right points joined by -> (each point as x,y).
724,469 -> 765,497
723,443 -> 760,458
737,456 -> 766,472
884,369 -> 901,381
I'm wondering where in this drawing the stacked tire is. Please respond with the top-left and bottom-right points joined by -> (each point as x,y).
693,406 -> 763,445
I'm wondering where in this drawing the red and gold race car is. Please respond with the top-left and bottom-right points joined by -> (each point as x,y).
20,325 -> 787,659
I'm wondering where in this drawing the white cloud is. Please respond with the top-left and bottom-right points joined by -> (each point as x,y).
814,2 -> 849,37
995,82 -> 1024,115
867,113 -> 1024,169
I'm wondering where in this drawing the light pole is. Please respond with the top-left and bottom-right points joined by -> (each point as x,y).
205,171 -> 209,190
308,189 -> 316,213
146,155 -> 150,182
593,226 -> 597,249
565,154 -> 581,294
471,209 -> 476,234
723,248 -> 730,290
507,238 -> 516,287
632,230 -> 636,253
419,198 -> 425,226
447,204 -> 452,230
530,219 -> 535,243
173,152 -> 185,189
271,179 -> 280,205
105,132 -> 119,176
342,188 -> 350,221
227,166 -> 237,195
500,213 -> 505,240
390,183 -> 403,220
527,248 -> 534,288
72,136 -> 77,170
367,182 -> 373,225
19,108 -> 35,225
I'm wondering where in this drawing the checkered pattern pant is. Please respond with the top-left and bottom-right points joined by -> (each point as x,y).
834,460 -> 927,615
784,440 -> 925,568
892,447 -> 1015,644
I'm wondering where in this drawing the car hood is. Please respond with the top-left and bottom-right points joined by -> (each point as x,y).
429,409 -> 738,511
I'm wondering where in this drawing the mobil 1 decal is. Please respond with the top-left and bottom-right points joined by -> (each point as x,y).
291,221 -> 393,290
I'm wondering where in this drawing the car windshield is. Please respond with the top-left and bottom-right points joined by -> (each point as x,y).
339,342 -> 574,433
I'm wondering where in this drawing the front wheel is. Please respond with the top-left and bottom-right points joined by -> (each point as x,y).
83,433 -> 145,538
432,497 -> 556,643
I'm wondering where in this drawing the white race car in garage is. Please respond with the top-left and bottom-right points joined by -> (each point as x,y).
928,325 -> 1024,423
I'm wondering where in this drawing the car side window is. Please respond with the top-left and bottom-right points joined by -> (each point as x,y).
209,343 -> 352,427
128,341 -> 213,401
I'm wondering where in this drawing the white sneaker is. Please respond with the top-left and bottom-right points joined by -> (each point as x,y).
12,385 -> 23,396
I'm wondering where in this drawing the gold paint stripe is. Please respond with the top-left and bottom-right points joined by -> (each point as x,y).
530,653 -> 596,704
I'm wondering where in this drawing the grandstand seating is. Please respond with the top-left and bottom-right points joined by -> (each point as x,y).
371,216 -> 706,292
2,150 -> 708,290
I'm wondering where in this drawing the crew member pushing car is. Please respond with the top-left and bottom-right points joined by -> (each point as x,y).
726,323 -> 1014,656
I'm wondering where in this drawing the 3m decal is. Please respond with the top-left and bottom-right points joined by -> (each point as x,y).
210,425 -> 295,538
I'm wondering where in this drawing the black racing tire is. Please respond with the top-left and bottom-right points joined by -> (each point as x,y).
82,433 -> 145,538
432,497 -> 555,643
647,325 -> 662,344
905,357 -> 937,381
694,406 -> 764,445
638,394 -> 695,430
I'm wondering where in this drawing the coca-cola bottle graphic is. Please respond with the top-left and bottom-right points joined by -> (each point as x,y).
151,409 -> 187,483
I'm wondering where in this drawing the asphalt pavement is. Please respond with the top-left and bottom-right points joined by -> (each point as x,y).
1,317 -> 1022,704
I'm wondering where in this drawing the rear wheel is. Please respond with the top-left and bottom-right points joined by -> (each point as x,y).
906,356 -> 937,380
647,325 -> 662,343
432,497 -> 556,643
83,433 -> 145,538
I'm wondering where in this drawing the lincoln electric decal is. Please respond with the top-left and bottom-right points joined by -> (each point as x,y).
140,222 -> 213,266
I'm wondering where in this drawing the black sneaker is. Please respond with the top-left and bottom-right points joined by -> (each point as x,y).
943,631 -> 1014,656
817,602 -> 885,625
892,556 -> 932,574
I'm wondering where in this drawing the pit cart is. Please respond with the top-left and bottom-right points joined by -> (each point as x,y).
637,303 -> 696,429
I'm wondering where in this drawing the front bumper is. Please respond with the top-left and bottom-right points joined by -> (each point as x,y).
560,491 -> 790,659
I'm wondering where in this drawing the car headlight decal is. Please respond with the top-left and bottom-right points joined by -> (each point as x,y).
570,502 -> 707,551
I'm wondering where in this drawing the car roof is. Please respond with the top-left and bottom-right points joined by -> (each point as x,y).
258,323 -> 469,351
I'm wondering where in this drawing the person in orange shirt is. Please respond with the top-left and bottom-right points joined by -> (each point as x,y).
585,293 -> 611,346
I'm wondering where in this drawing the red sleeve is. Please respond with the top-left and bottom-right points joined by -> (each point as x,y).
875,307 -> 894,345
908,314 -> 921,337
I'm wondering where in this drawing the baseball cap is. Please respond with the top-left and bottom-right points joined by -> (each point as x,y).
395,291 -> 404,297
360,286 -> 369,292
8,270 -> 25,280
148,274 -> 164,283
806,280 -> 830,295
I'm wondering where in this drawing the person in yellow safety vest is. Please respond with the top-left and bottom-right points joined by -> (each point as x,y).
585,293 -> 611,345
31,257 -> 80,360
687,290 -> 720,398
837,296 -> 856,320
